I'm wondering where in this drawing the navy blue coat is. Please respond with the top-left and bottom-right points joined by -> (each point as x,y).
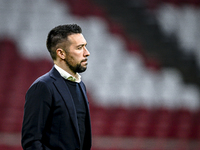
21,67 -> 92,150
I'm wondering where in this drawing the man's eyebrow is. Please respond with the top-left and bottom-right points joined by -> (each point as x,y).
77,43 -> 87,47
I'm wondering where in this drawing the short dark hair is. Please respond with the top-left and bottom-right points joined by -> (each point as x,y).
46,24 -> 82,60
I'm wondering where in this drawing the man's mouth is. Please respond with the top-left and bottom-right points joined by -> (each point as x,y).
81,59 -> 88,63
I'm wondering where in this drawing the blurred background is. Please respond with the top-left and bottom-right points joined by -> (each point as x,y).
0,0 -> 200,149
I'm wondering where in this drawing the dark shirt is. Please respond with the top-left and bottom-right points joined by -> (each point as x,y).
64,79 -> 87,150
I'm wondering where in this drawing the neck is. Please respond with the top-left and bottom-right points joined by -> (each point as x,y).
54,61 -> 76,77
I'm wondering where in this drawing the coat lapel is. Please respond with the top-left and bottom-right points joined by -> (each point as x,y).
49,67 -> 81,142
79,81 -> 92,144
79,82 -> 90,110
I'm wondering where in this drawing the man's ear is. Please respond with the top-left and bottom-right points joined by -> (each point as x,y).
56,48 -> 66,60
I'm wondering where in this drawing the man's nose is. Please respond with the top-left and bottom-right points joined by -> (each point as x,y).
84,47 -> 90,57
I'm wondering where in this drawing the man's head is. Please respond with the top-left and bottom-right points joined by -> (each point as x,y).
46,24 -> 90,75
46,24 -> 82,60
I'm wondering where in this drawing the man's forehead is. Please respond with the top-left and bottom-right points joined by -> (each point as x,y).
68,33 -> 86,44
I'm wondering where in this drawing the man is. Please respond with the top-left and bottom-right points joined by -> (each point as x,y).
21,24 -> 92,150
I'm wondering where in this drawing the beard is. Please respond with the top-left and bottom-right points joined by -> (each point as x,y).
65,59 -> 87,73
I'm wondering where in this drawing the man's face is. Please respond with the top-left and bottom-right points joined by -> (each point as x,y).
64,33 -> 90,74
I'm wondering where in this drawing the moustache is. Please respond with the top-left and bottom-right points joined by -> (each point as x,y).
81,59 -> 88,62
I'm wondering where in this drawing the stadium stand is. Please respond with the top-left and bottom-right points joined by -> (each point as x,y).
0,0 -> 200,149
93,0 -> 200,88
